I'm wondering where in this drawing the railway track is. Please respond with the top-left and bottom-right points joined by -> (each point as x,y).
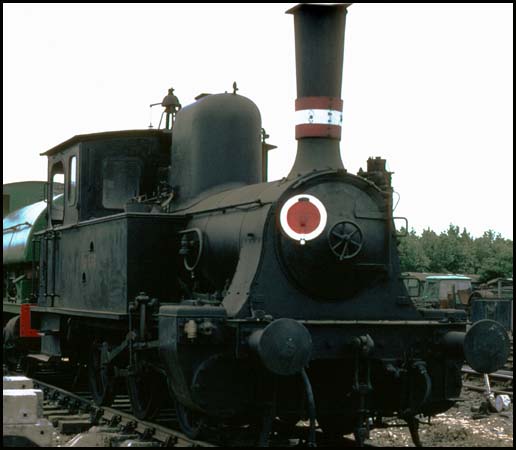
14,345 -> 516,448
461,365 -> 513,398
26,377 -> 216,447
5,367 -> 374,447
7,359 -> 514,447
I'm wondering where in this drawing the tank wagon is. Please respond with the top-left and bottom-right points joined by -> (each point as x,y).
3,181 -> 64,368
4,181 -> 48,318
3,4 -> 509,446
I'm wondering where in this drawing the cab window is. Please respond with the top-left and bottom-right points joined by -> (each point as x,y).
68,155 -> 77,205
102,158 -> 142,210
50,162 -> 65,224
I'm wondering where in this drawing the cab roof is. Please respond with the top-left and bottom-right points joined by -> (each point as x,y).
40,129 -> 168,156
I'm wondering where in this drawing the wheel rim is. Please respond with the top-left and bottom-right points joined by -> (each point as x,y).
175,400 -> 205,439
3,316 -> 21,370
127,367 -> 164,420
88,342 -> 114,406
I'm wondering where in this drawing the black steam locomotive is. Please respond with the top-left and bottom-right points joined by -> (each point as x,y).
3,4 -> 509,446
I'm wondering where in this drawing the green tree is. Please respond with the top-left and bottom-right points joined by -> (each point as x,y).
431,225 -> 465,273
458,228 -> 476,274
420,228 -> 441,272
475,231 -> 513,282
398,228 -> 430,272
397,225 -> 512,281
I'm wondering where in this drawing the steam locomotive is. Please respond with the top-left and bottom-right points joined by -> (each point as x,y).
3,3 -> 509,446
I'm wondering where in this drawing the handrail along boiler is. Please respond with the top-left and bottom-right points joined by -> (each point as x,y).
4,3 -> 509,446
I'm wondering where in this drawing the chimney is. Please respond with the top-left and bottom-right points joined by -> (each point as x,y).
286,3 -> 351,177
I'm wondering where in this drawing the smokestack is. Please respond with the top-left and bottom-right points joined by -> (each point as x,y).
286,3 -> 351,177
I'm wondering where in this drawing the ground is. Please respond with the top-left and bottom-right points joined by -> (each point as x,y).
367,389 -> 513,447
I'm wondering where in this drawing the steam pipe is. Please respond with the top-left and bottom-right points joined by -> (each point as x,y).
287,3 -> 352,176
301,368 -> 317,447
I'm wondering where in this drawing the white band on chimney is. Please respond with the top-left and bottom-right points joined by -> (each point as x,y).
295,109 -> 343,127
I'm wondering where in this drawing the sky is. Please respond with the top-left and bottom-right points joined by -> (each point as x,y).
3,3 -> 513,239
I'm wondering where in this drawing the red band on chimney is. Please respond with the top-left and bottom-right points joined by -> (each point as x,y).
296,124 -> 342,139
295,97 -> 343,111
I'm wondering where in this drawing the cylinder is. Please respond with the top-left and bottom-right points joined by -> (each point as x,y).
286,3 -> 351,176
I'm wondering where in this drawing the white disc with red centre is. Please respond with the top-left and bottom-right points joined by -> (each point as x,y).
279,194 -> 328,244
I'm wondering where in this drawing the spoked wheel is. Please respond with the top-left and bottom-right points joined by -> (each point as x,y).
175,400 -> 206,440
88,341 -> 115,406
3,316 -> 22,371
127,365 -> 165,420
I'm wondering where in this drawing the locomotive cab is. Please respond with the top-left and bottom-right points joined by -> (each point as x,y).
42,129 -> 171,223
31,129 -> 185,358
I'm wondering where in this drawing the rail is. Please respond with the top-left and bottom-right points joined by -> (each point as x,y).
15,373 -> 375,447
461,365 -> 513,398
31,377 -> 216,447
